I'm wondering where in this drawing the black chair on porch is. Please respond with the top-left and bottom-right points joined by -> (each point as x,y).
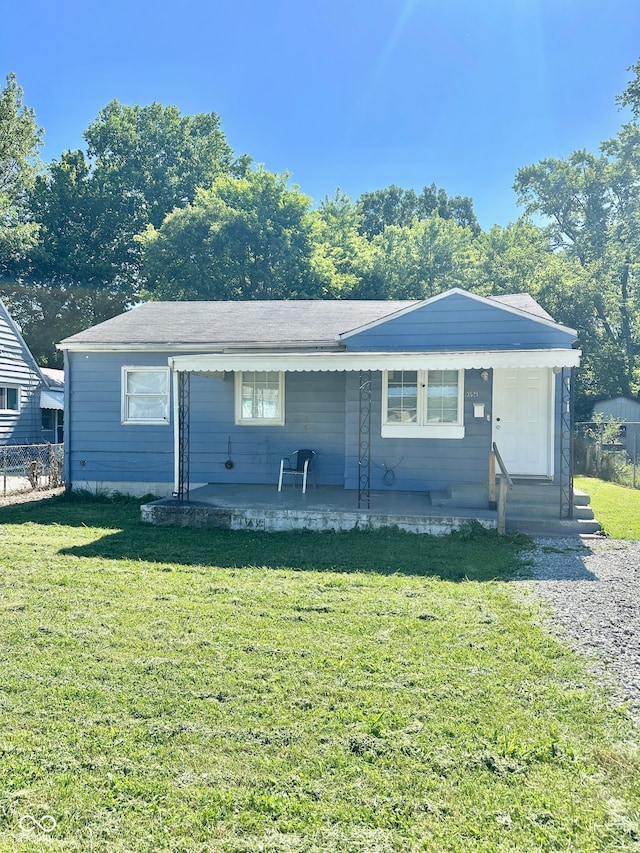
277,449 -> 316,494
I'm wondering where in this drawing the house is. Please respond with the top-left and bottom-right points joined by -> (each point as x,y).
590,397 -> 640,460
0,298 -> 64,445
57,289 -> 585,533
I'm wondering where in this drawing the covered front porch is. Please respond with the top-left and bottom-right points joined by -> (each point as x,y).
154,341 -> 583,534
140,479 -> 600,536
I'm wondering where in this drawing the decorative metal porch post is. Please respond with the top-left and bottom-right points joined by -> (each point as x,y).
176,371 -> 191,502
358,370 -> 372,509
559,367 -> 573,519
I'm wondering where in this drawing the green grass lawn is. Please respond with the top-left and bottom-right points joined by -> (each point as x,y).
575,475 -> 640,539
0,494 -> 638,851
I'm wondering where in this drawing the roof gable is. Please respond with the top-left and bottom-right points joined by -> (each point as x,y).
0,298 -> 46,380
342,289 -> 577,352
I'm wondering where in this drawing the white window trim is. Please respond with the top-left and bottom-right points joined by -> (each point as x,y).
121,366 -> 170,425
234,371 -> 285,426
0,385 -> 20,414
382,370 -> 465,439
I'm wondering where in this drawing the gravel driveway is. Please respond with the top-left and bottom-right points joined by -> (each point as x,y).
526,536 -> 640,719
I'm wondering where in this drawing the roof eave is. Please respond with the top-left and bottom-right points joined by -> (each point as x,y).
58,339 -> 343,353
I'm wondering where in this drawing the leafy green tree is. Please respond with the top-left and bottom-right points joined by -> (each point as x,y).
1,149 -> 150,365
0,73 -> 43,272
311,190 -> 374,296
514,137 -> 640,400
355,215 -> 478,299
616,59 -> 640,116
3,99 -> 243,363
141,169 -> 323,300
84,100 -> 247,228
358,183 -> 479,239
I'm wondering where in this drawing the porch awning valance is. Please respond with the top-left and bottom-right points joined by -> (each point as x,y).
168,349 -> 581,374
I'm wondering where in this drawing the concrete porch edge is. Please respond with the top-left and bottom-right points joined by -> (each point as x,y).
140,484 -> 498,535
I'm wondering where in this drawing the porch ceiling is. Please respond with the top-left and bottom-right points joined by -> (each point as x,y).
168,349 -> 581,374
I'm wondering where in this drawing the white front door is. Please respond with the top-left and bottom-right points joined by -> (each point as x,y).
492,368 -> 553,477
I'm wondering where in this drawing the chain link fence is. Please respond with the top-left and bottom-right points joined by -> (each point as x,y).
575,420 -> 640,488
1,443 -> 64,496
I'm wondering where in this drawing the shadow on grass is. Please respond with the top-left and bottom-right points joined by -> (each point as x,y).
1,491 -> 532,582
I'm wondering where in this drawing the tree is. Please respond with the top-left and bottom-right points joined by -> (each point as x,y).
616,59 -> 640,116
358,183 -> 479,239
1,149 -> 150,365
141,169 -> 324,300
310,190 -> 374,297
2,99 -> 243,363
354,215 -> 478,299
514,139 -> 640,401
84,100 -> 247,228
0,73 -> 43,272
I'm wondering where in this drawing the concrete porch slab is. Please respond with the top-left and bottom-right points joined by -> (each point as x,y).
141,484 -> 498,535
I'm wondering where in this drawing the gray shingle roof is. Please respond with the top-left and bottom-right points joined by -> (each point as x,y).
491,293 -> 554,321
59,300 -> 419,347
58,292 -> 557,348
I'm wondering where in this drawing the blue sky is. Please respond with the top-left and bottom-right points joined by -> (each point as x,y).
2,0 -> 638,229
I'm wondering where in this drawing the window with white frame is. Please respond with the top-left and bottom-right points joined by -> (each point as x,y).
0,386 -> 19,412
121,367 -> 170,425
235,371 -> 284,425
382,369 -> 464,438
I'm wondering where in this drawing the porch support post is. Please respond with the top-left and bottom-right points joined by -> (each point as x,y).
358,370 -> 372,509
559,367 -> 573,519
174,370 -> 191,502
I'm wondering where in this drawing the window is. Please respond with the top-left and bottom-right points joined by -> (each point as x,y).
382,370 -> 464,438
122,367 -> 170,425
235,371 -> 284,425
0,386 -> 19,412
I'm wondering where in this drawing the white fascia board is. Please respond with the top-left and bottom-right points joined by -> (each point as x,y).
168,349 -> 581,374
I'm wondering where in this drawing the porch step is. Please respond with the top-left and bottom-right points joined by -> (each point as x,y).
430,482 -> 601,536
506,488 -> 601,536
505,517 -> 602,536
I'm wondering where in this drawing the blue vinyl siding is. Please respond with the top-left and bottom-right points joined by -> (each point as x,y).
345,293 -> 575,351
345,370 -> 492,491
65,352 -> 347,489
188,371 -> 346,486
66,349 -> 565,493
65,352 -> 174,487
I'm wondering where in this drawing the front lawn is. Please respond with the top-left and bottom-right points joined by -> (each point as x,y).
0,495 -> 638,851
575,475 -> 640,539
